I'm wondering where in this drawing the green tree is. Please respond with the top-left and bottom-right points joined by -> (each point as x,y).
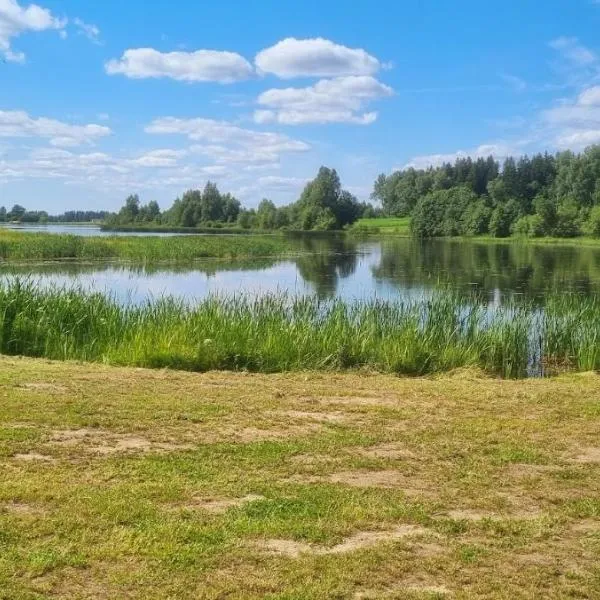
294,167 -> 361,230
256,199 -> 278,229
8,204 -> 26,221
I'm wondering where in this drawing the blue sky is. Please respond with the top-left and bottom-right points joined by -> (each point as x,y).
2,0 -> 600,213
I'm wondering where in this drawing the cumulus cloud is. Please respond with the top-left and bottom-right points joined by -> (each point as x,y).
0,0 -> 66,62
0,110 -> 111,146
0,145 -> 223,190
255,37 -> 381,78
105,48 -> 254,83
146,117 -> 310,163
549,37 -> 597,66
254,76 -> 393,125
543,86 -> 600,149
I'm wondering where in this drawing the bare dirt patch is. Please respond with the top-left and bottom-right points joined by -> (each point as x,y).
505,463 -> 560,478
1,502 -> 46,516
329,469 -> 417,489
276,410 -> 348,424
228,424 -> 322,443
568,447 -> 600,463
326,525 -> 431,554
259,538 -> 314,558
12,452 -> 55,462
49,429 -> 194,455
570,519 -> 600,534
185,494 -> 265,514
259,524 -> 433,558
442,508 -> 543,521
358,443 -> 416,460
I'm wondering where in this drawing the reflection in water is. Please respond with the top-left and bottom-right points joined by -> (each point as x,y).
3,236 -> 600,304
373,239 -> 600,302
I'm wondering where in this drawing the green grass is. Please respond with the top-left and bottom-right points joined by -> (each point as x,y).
0,230 -> 291,262
350,217 -> 411,235
0,357 -> 599,598
1,279 -> 600,378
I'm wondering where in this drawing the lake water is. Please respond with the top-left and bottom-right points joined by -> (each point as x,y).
0,224 -> 197,237
2,230 -> 600,305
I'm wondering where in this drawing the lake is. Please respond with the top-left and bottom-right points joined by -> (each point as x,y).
2,230 -> 600,305
0,224 -> 196,237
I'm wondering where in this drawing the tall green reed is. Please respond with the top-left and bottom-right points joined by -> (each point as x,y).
0,279 -> 566,377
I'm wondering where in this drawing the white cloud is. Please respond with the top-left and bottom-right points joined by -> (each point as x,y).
0,0 -> 66,62
146,117 -> 310,164
578,85 -> 600,106
255,37 -> 381,79
403,144 -> 516,170
555,129 -> 600,148
549,37 -> 597,66
73,17 -> 100,44
105,48 -> 254,83
254,76 -> 393,125
130,149 -> 188,168
542,86 -> 600,149
0,110 -> 111,146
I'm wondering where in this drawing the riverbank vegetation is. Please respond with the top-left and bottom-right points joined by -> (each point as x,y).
106,167 -> 373,232
2,280 -> 600,378
350,217 -> 411,235
1,356 -> 599,598
0,231 -> 290,262
373,145 -> 600,239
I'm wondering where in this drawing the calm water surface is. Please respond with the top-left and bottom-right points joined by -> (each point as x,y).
0,224 -> 196,237
2,229 -> 600,305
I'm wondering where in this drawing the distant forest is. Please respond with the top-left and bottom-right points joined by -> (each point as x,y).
106,167 -> 374,231
374,145 -> 600,238
0,206 -> 109,224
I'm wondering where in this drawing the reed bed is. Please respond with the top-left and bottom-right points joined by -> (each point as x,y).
1,279 -> 597,377
0,231 -> 289,262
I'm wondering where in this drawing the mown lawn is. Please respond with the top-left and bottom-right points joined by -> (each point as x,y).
0,357 -> 599,599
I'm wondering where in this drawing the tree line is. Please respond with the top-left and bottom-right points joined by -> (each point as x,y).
107,167 -> 374,231
373,145 -> 600,238
0,205 -> 109,224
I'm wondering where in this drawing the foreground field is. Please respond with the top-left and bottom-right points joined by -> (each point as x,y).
1,357 -> 599,599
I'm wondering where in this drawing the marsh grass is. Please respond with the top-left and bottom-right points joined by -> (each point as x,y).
0,230 -> 290,262
0,279 -> 597,377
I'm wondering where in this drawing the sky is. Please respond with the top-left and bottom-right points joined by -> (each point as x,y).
2,0 -> 600,213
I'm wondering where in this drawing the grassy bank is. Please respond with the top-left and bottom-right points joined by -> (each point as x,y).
0,231 -> 290,262
350,217 -> 411,235
1,280 -> 600,377
1,356 -> 599,598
